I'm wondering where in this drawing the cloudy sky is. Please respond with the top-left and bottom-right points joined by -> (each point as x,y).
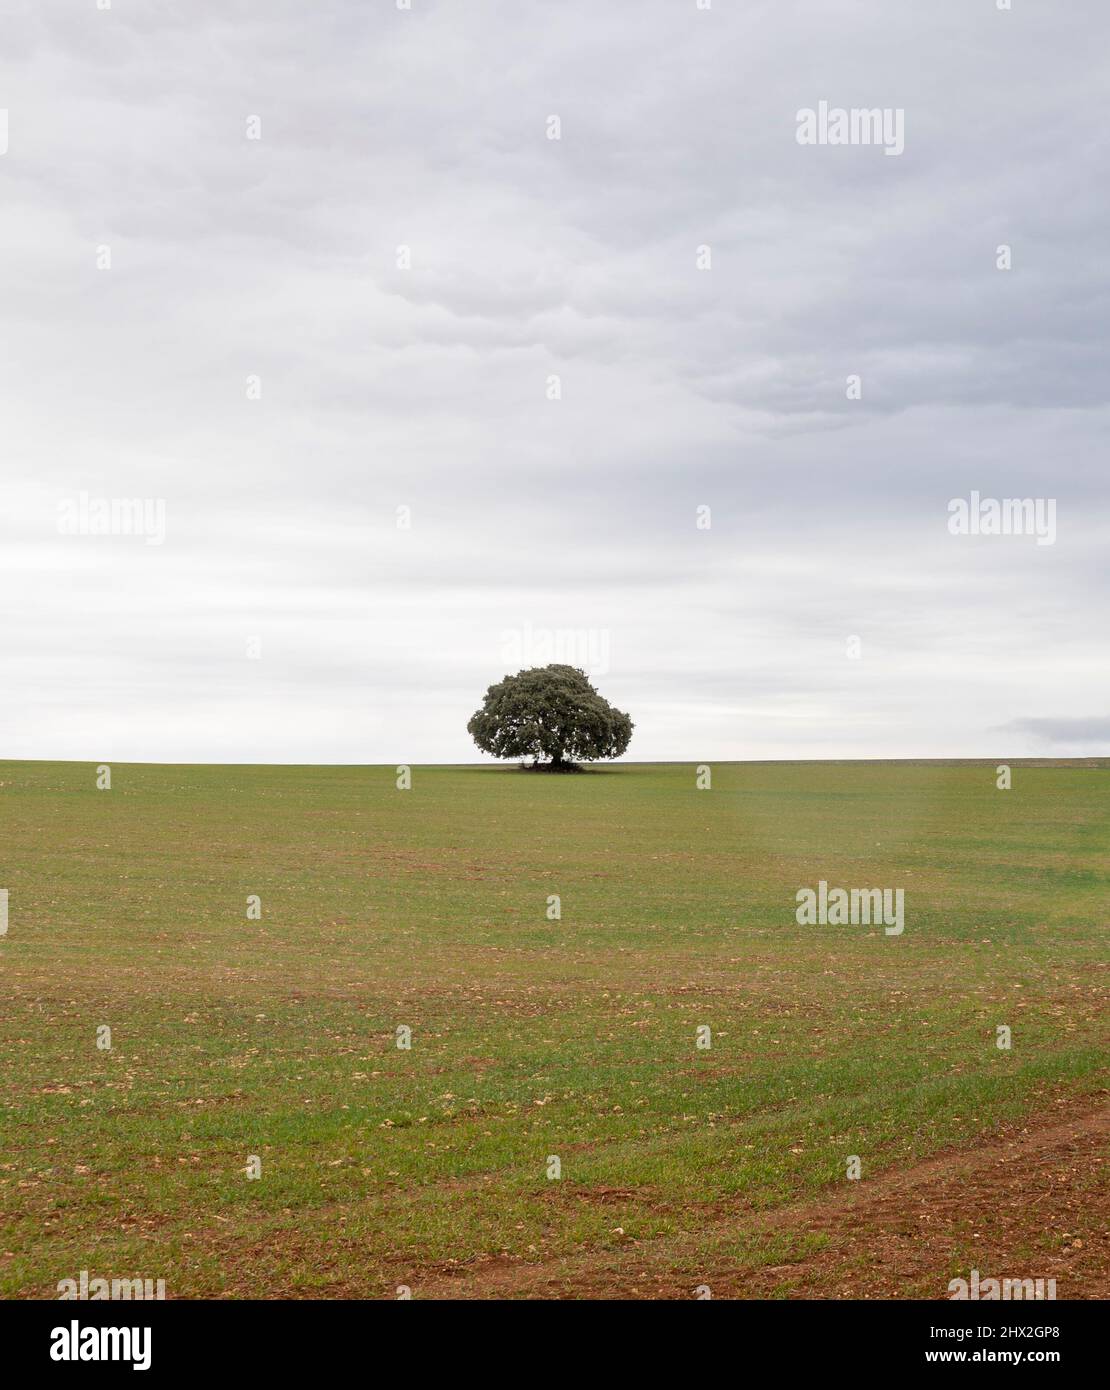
2,0 -> 1106,763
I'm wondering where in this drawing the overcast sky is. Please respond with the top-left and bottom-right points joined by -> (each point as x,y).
1,0 -> 1106,764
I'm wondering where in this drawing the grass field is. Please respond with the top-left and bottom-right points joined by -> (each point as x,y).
1,759 -> 1106,1299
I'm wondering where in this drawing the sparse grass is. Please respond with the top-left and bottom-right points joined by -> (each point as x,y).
0,759 -> 1106,1297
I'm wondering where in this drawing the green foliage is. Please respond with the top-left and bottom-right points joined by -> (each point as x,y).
467,664 -> 633,767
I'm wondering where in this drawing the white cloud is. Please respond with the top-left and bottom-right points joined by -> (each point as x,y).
1,0 -> 1107,761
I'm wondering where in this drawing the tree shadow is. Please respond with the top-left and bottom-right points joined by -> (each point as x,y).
452,763 -> 629,776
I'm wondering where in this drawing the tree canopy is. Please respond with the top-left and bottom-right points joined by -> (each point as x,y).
467,665 -> 633,769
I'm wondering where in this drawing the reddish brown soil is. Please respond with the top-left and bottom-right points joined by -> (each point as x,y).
414,1097 -> 1109,1299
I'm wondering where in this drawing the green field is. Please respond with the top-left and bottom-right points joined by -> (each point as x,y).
1,759 -> 1106,1298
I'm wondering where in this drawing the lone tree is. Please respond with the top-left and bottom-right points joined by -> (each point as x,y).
467,665 -> 633,770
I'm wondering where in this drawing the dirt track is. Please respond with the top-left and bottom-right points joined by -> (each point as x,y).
415,1095 -> 1109,1299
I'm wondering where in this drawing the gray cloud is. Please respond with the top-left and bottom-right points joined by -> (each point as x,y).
1,0 -> 1107,762
1007,718 -> 1110,748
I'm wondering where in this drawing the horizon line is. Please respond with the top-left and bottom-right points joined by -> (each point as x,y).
2,756 -> 1106,769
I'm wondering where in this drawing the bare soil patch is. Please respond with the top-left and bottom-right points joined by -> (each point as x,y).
414,1095 -> 1108,1299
